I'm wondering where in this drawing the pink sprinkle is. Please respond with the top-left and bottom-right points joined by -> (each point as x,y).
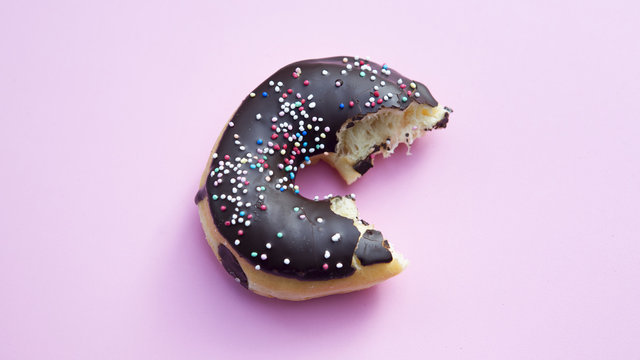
220,206 -> 227,211
400,84 -> 407,89
407,91 -> 412,96
303,80 -> 309,86
287,89 -> 293,94
292,72 -> 298,78
271,134 -> 278,139
247,214 -> 252,219
245,181 -> 250,185
224,155 -> 230,160
322,263 -> 329,270
273,144 -> 280,150
377,98 -> 383,104
271,124 -> 277,130
324,126 -> 330,132
238,230 -> 244,236
282,93 -> 288,98
224,221 -> 230,226
349,101 -> 354,107
374,91 -> 379,97
260,205 -> 267,211
263,164 -> 269,169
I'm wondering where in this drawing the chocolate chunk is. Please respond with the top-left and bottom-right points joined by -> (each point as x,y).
353,158 -> 373,175
194,187 -> 207,204
218,244 -> 248,288
435,112 -> 449,129
355,230 -> 393,266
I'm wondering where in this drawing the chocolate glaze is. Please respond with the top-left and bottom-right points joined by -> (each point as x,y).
218,244 -> 248,288
202,56 -> 445,281
355,229 -> 393,266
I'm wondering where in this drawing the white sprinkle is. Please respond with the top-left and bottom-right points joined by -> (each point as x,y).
397,78 -> 403,84
381,81 -> 386,86
317,217 -> 324,223
255,265 -> 261,270
234,239 -> 240,245
322,69 -> 328,75
261,254 -> 267,260
346,64 -> 352,70
269,80 -> 274,86
341,70 -> 347,75
342,57 -> 348,63
309,102 -> 316,109
324,250 -> 331,259
284,258 -> 290,265
415,92 -> 421,97
228,121 -> 234,127
331,233 -> 341,242
266,243 -> 271,249
256,113 -> 262,120
249,92 -> 256,98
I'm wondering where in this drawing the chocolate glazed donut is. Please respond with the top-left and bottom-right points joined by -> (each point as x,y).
196,56 -> 451,300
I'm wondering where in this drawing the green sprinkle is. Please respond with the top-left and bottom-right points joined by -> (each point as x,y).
293,207 -> 300,212
402,96 -> 408,102
285,165 -> 292,171
261,186 -> 266,191
295,101 -> 302,107
251,252 -> 258,257
276,232 -> 283,238
211,195 -> 219,200
359,71 -> 365,77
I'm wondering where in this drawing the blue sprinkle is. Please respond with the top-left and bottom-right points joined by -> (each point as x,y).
262,92 -> 268,97
304,156 -> 310,162
302,131 -> 307,135
302,142 -> 307,147
290,173 -> 295,179
250,164 -> 256,169
239,211 -> 245,216
280,187 -> 286,192
256,139 -> 263,145
339,103 -> 345,109
382,64 -> 388,70
294,189 -> 300,194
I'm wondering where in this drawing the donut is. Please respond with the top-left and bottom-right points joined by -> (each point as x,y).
196,56 -> 451,300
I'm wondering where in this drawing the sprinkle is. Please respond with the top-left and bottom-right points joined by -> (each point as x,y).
293,207 -> 300,212
228,121 -> 234,127
324,250 -> 331,259
322,263 -> 329,270
255,265 -> 261,270
309,102 -> 316,109
336,262 -> 343,269
260,254 -> 267,260
256,139 -> 263,145
266,243 -> 271,249
284,258 -> 290,265
220,205 -> 227,211
339,103 -> 345,109
397,78 -> 403,84
322,70 -> 328,75
342,57 -> 348,63
212,194 -> 219,200
331,233 -> 341,242
238,230 -> 244,236
359,71 -> 365,77
335,80 -> 342,87
415,92 -> 421,97
262,92 -> 268,97
303,80 -> 310,86
234,239 -> 240,245
349,101 -> 354,107
260,205 -> 267,210
402,96 -> 408,102
249,92 -> 256,97
317,217 -> 324,223
251,252 -> 258,257
277,232 -> 283,238
256,113 -> 262,120
410,82 -> 416,89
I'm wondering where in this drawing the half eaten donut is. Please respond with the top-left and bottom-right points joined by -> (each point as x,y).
196,56 -> 451,300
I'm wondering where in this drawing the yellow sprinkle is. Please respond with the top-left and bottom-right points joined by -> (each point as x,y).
320,133 -> 326,138
410,82 -> 416,89
280,150 -> 286,155
294,142 -> 300,147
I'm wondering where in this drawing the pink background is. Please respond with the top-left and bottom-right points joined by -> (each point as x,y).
1,1 -> 639,359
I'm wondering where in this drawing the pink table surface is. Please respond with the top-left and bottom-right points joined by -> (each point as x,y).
1,1 -> 639,359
